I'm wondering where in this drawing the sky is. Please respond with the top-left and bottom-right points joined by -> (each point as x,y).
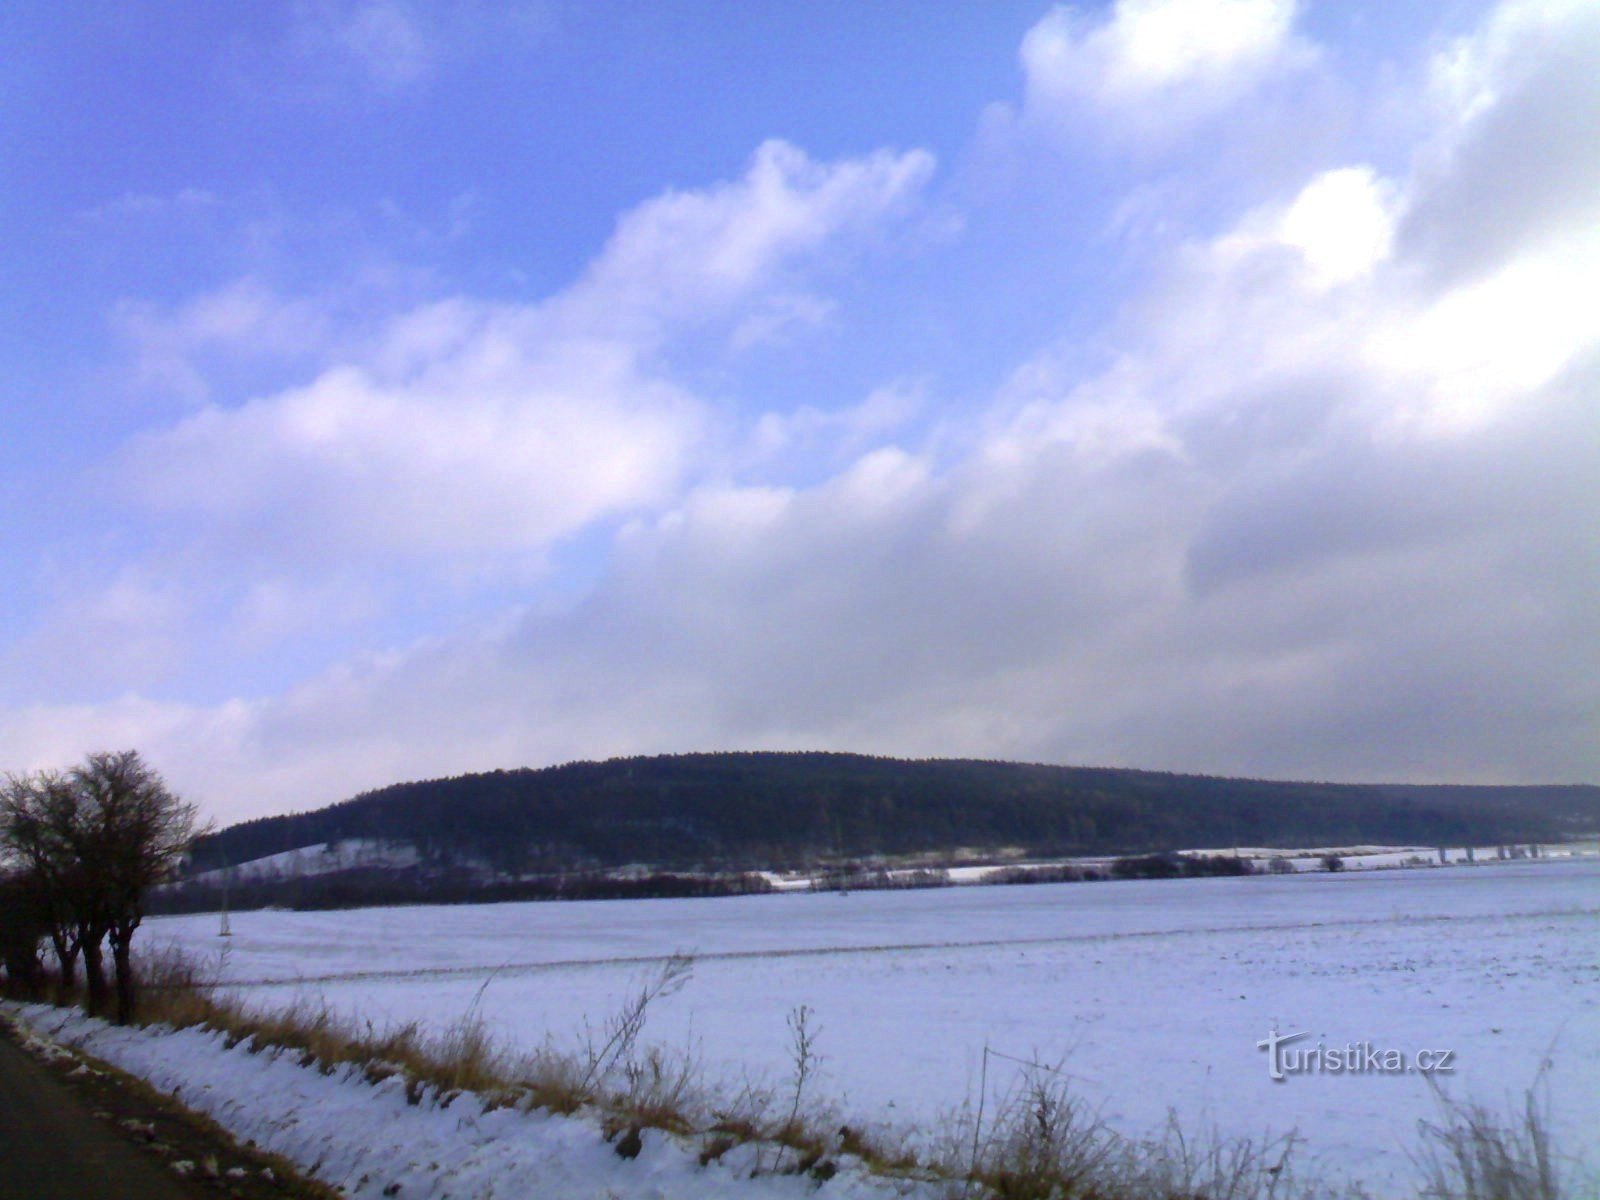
2,0 -> 1597,825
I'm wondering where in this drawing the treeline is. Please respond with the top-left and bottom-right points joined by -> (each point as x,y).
150,867 -> 774,914
811,866 -> 955,892
156,853 -> 1291,915
190,752 -> 1599,877
1108,852 -> 1260,880
984,854 -> 1261,885
0,750 -> 203,1022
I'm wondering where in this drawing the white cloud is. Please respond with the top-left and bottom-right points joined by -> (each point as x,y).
116,142 -> 934,572
290,1 -> 437,94
122,330 -> 703,565
1019,0 -> 1313,137
1362,0 -> 1600,437
115,279 -> 333,403
556,140 -> 935,340
730,293 -> 836,352
1274,168 -> 1395,288
1,567 -> 195,701
1403,0 -> 1600,281
749,381 -> 923,465
0,140 -> 945,711
1367,228 -> 1600,433
81,188 -> 220,224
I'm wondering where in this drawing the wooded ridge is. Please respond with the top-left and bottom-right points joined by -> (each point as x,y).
190,751 -> 1600,876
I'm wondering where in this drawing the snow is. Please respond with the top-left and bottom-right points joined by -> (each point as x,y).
189,838 -> 420,884
757,843 -> 1584,888
6,1003 -> 932,1200
66,859 -> 1600,1193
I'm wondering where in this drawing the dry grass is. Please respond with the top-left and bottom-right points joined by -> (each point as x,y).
925,1060 -> 1360,1200
134,946 -> 514,1105
1109,1116 -> 1315,1200
1415,1078 -> 1582,1200
976,1071 -> 1116,1198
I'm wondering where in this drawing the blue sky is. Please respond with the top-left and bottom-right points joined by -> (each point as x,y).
2,0 -> 1596,823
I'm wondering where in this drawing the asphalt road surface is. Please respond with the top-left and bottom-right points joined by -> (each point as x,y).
0,1030 -> 215,1200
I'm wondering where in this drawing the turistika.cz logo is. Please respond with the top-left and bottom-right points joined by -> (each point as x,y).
1256,1030 -> 1457,1081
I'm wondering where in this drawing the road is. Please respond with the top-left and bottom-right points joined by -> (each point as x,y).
0,1029 -> 215,1200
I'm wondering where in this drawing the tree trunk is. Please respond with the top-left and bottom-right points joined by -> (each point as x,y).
49,929 -> 79,1006
110,924 -> 136,1025
2,944 -> 44,999
81,930 -> 110,1018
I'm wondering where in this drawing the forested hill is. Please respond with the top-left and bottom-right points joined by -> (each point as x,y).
189,752 -> 1600,874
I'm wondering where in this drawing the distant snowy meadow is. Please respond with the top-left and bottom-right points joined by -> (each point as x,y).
150,860 -> 1600,1192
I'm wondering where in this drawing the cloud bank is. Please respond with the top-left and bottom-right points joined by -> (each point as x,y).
3,1 -> 1595,823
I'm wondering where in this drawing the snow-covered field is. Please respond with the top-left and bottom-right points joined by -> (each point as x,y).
148,859 -> 1600,1193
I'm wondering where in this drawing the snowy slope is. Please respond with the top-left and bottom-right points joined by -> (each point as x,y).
188,838 -> 422,883
5,1003 -> 952,1200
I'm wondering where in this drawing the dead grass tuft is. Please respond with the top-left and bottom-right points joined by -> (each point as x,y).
1415,1077 -> 1579,1200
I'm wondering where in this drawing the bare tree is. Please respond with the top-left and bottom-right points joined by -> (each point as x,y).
0,868 -> 50,998
2,751 -> 206,1023
71,750 -> 207,1023
0,770 -> 98,1006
